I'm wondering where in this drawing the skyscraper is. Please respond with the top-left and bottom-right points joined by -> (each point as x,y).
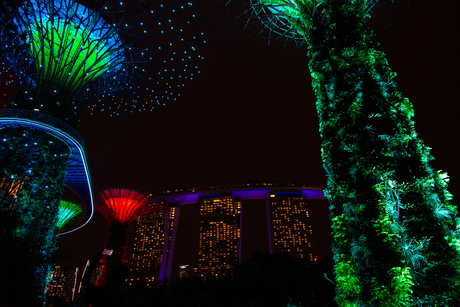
268,191 -> 317,261
128,184 -> 327,283
194,193 -> 240,279
129,210 -> 164,286
128,206 -> 176,286
46,265 -> 75,302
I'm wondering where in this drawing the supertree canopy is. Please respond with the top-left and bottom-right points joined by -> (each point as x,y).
99,188 -> 151,224
15,0 -> 125,94
199,0 -> 416,70
197,0 -> 460,305
2,0 -> 204,125
97,188 -> 155,286
0,0 -> 204,305
56,200 -> 84,231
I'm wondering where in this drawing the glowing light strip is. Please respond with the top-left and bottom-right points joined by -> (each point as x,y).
151,187 -> 326,205
0,116 -> 94,234
57,200 -> 84,231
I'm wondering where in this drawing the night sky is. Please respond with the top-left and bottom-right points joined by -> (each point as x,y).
57,0 -> 460,270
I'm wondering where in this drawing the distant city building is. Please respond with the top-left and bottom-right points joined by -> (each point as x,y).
46,265 -> 76,301
128,183 -> 326,284
195,193 -> 240,278
128,206 -> 175,287
268,191 -> 317,261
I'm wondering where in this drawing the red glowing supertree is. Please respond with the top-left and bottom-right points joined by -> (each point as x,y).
97,188 -> 154,285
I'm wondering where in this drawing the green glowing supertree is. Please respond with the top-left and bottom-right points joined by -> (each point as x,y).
198,0 -> 460,305
0,0 -> 203,305
56,200 -> 83,231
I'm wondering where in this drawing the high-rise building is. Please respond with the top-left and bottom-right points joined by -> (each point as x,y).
268,191 -> 317,261
128,206 -> 175,286
127,184 -> 327,283
194,193 -> 240,278
46,265 -> 76,301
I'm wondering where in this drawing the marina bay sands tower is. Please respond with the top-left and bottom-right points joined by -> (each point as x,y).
128,184 -> 327,286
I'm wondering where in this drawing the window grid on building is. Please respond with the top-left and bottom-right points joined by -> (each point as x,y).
194,195 -> 238,279
269,194 -> 318,261
128,205 -> 174,287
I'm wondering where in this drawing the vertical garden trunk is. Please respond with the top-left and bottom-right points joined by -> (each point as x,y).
0,127 -> 69,306
290,0 -> 460,305
97,221 -> 130,287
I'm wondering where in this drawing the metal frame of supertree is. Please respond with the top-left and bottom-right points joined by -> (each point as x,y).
1,0 -> 204,123
0,0 -> 204,304
196,0 -> 418,70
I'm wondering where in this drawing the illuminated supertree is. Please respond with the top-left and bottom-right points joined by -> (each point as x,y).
56,200 -> 84,231
1,0 -> 205,123
197,0 -> 460,305
0,0 -> 203,304
97,188 -> 156,286
199,0 -> 416,70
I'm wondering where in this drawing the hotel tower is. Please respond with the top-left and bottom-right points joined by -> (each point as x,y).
127,184 -> 327,286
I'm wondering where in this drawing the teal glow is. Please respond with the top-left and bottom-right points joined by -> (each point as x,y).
0,112 -> 95,235
258,0 -> 302,19
57,200 -> 83,230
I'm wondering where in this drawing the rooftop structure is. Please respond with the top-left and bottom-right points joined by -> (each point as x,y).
128,184 -> 327,285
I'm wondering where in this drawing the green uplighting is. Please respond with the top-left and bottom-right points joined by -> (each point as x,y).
57,200 -> 83,230
258,0 -> 302,19
18,0 -> 124,92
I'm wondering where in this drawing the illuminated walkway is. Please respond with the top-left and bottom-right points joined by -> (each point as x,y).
0,109 -> 93,234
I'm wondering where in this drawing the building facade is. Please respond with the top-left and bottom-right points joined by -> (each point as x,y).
128,184 -> 326,284
128,206 -> 175,287
194,193 -> 240,278
268,191 -> 317,261
46,265 -> 77,301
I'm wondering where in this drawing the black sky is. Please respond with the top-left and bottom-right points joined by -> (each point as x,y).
57,0 -> 460,269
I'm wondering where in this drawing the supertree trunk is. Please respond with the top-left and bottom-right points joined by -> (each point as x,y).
96,189 -> 153,286
98,221 -> 131,287
289,1 -> 460,305
0,127 -> 69,306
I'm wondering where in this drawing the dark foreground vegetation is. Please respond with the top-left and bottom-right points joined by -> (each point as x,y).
47,252 -> 336,307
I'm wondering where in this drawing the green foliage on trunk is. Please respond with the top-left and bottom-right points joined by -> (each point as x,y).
286,0 -> 460,305
0,127 -> 69,306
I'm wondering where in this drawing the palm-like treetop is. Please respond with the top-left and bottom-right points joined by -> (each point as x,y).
98,188 -> 150,224
56,200 -> 84,231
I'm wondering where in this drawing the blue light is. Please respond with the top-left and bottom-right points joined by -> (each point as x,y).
0,118 -> 94,231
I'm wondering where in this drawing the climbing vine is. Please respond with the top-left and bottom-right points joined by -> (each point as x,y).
285,0 -> 460,305
0,127 -> 69,306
